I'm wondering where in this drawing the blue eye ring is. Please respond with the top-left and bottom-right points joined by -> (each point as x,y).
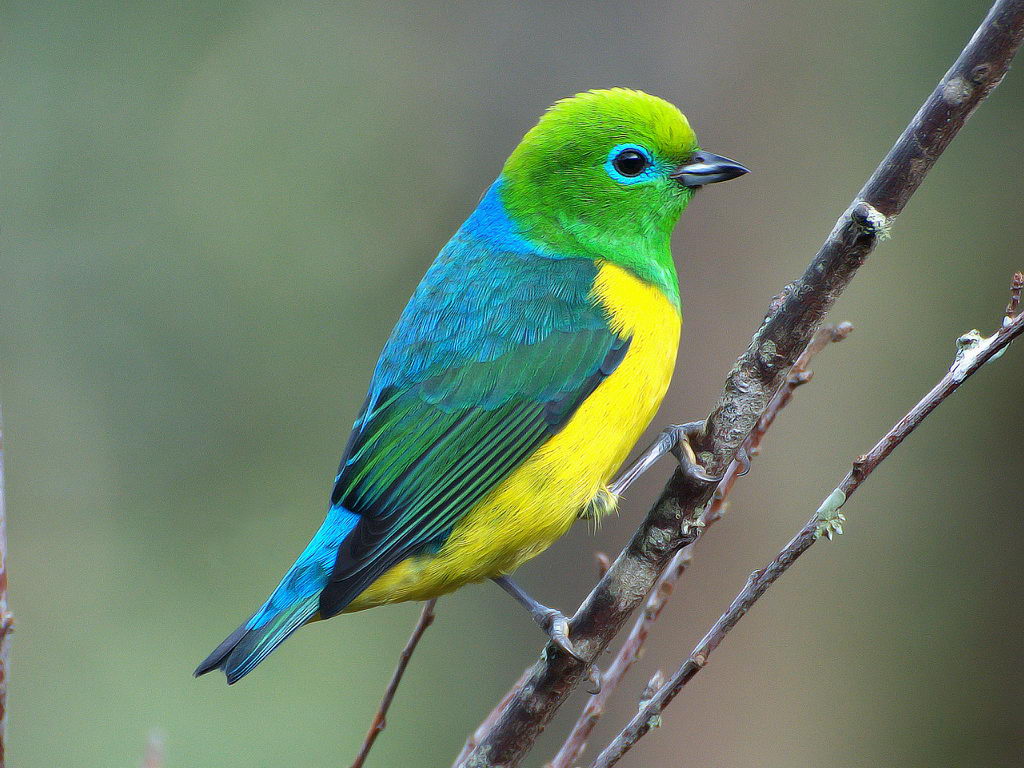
605,144 -> 655,185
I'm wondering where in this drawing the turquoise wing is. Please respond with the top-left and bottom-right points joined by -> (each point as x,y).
320,233 -> 628,617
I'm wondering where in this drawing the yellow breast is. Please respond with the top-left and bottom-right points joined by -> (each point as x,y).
347,262 -> 681,610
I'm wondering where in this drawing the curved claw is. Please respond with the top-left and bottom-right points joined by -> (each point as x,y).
669,421 -> 724,486
734,444 -> 752,477
541,609 -> 585,663
681,460 -> 724,486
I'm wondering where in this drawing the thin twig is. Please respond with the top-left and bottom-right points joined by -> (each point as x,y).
588,282 -> 1024,768
0,407 -> 11,768
349,599 -> 437,768
548,323 -> 851,768
142,730 -> 166,768
454,4 -> 1024,765
1005,271 -> 1023,321
546,552 -> 690,768
454,667 -> 533,765
739,322 -> 854,464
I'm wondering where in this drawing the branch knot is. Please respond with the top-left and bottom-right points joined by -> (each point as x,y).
851,201 -> 892,241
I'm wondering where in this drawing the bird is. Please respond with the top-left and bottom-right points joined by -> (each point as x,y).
195,88 -> 748,684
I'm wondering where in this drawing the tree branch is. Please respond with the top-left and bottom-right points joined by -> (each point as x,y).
548,323 -> 852,768
0,407 -> 11,768
349,599 -> 437,768
454,667 -> 534,766
455,3 -> 1024,765
588,279 -> 1024,767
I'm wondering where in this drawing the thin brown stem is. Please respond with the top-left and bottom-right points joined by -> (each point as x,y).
455,4 -> 1024,765
0,408 -> 10,768
142,730 -> 166,768
349,599 -> 437,768
588,288 -> 1024,768
548,323 -> 851,768
546,551 -> 689,768
1006,271 -> 1023,320
454,667 -> 533,766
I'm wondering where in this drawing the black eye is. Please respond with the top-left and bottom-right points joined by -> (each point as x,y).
612,148 -> 649,177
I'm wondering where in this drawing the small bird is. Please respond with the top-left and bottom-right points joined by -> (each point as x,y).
196,88 -> 747,684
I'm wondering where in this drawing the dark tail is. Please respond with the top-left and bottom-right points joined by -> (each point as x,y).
195,504 -> 360,683
194,594 -> 320,684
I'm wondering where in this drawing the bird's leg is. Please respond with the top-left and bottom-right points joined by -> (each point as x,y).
492,575 -> 584,662
609,421 -> 724,497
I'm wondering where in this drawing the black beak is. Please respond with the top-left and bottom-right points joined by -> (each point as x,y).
670,151 -> 749,188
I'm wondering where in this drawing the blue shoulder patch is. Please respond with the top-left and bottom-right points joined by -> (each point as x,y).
459,178 -> 547,255
359,182 -> 606,421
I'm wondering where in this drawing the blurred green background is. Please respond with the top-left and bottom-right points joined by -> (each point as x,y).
3,1 -> 1023,766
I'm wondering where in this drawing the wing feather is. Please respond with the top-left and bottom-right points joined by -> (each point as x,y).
319,236 -> 628,618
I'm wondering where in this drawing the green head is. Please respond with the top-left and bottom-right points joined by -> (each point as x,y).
499,88 -> 747,303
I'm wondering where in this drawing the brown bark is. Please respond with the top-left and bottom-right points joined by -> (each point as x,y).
455,2 -> 1024,765
589,282 -> 1024,767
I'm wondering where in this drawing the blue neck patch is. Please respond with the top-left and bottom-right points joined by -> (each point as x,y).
459,178 -> 549,255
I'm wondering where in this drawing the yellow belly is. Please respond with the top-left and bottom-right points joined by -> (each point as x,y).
346,262 -> 681,611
